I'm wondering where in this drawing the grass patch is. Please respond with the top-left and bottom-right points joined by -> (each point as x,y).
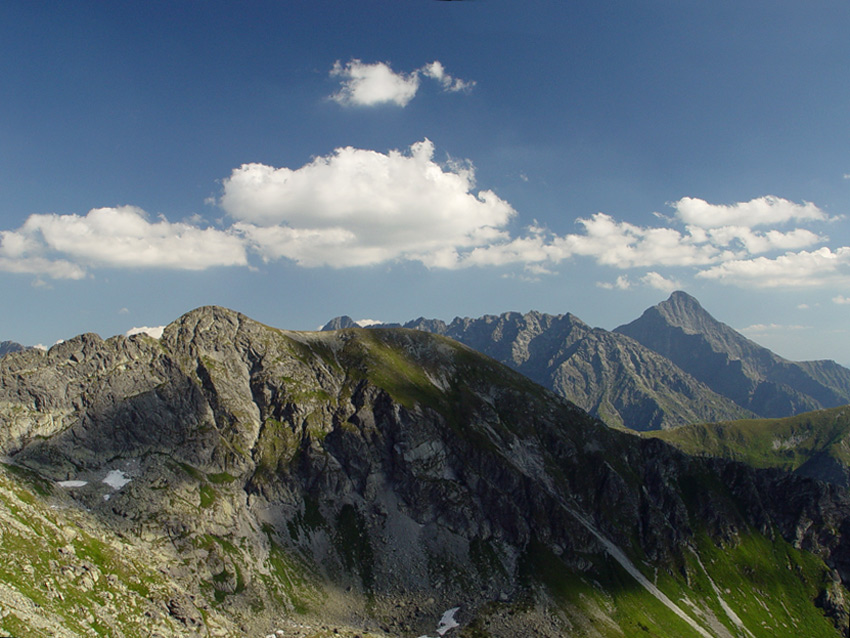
207,471 -> 237,484
199,484 -> 217,508
650,405 -> 850,471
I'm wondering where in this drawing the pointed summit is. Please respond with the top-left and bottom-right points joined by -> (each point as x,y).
631,291 -> 719,337
616,293 -> 850,417
656,290 -> 708,327
321,315 -> 359,331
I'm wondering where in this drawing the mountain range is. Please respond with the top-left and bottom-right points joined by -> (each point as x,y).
1,305 -> 850,636
324,291 -> 850,431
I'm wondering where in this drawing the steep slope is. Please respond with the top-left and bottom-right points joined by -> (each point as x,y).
326,310 -> 750,430
649,405 -> 850,487
1,306 -> 850,637
616,291 -> 850,417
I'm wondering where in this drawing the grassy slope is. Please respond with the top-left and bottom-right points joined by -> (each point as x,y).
647,405 -> 850,472
494,528 -> 840,638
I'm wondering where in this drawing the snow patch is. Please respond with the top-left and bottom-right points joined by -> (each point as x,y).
437,607 -> 460,636
566,506 -> 714,638
418,606 -> 461,638
691,550 -> 756,637
57,480 -> 88,488
355,318 -> 383,327
126,325 -> 165,339
102,469 -> 131,490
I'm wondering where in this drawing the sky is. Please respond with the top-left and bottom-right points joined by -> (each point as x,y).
1,1 -> 850,364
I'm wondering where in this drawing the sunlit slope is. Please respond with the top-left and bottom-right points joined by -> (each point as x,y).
649,405 -> 850,486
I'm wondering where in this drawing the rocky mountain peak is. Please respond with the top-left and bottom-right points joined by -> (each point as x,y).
639,290 -> 717,335
0,340 -> 26,357
321,315 -> 359,331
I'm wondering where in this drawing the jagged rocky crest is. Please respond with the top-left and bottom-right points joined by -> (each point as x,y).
324,292 -> 850,431
1,306 -> 850,637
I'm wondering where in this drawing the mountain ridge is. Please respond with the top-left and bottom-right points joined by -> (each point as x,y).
2,305 -> 850,636
323,292 -> 850,430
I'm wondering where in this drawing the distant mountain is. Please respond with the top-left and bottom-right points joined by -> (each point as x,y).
321,315 -> 359,330
0,341 -> 25,357
615,291 -> 850,418
325,310 -> 751,430
3,306 -> 850,636
648,405 -> 850,488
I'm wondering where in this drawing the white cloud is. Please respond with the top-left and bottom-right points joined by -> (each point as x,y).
671,195 -> 831,229
329,59 -> 474,107
640,271 -> 681,292
740,323 -> 808,337
330,59 -> 420,107
354,319 -> 383,327
126,326 -> 165,339
834,295 -> 850,305
420,60 -> 475,92
221,139 -> 516,268
0,254 -> 86,280
705,226 -> 823,254
597,275 -> 632,290
562,214 -> 719,267
464,213 -> 720,270
597,272 -> 680,292
697,247 -> 850,288
0,206 -> 247,279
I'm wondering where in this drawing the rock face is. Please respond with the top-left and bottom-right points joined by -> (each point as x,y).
1,306 -> 850,637
616,291 -> 850,418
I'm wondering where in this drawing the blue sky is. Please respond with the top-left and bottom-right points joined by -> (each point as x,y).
2,1 -> 850,364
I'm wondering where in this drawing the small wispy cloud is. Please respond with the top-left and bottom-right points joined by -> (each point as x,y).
741,323 -> 807,334
329,59 -> 474,107
597,275 -> 632,290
